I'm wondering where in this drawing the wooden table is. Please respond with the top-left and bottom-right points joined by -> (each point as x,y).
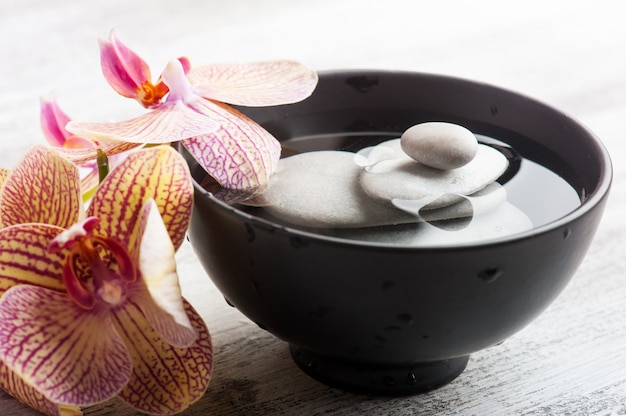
1,1 -> 625,414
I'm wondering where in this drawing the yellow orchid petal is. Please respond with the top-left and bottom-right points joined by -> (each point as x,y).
66,100 -> 219,145
113,300 -> 212,414
135,199 -> 196,347
0,145 -> 81,229
0,285 -> 132,407
0,168 -> 9,187
88,146 -> 193,253
182,99 -> 281,202
0,362 -> 81,416
0,224 -> 66,295
187,60 -> 318,106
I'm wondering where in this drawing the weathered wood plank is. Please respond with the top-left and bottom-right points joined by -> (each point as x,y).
0,1 -> 624,414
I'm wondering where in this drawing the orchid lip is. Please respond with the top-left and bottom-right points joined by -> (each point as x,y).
49,217 -> 137,309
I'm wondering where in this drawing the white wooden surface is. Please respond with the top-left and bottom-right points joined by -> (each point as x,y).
1,1 -> 625,415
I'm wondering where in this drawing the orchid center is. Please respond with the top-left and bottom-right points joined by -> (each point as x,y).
138,80 -> 168,108
48,216 -> 137,309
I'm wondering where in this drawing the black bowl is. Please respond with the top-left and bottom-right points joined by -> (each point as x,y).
185,70 -> 611,395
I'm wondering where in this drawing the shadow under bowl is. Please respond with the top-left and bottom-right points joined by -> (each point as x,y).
184,70 -> 612,395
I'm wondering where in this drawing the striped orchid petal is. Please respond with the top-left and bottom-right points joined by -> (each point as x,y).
0,224 -> 79,414
0,168 -> 8,187
0,285 -> 132,406
66,100 -> 219,144
40,95 -> 72,147
53,140 -> 140,165
0,223 -> 65,299
113,299 -> 212,414
0,362 -> 83,416
87,146 -> 193,253
0,363 -> 80,416
134,199 -> 196,348
181,99 -> 281,201
187,60 -> 318,106
0,145 -> 82,229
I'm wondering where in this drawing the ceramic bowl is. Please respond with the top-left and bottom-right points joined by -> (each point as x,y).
183,70 -> 612,395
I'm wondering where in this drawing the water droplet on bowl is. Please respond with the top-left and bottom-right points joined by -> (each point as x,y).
478,267 -> 503,282
384,325 -> 402,332
345,75 -> 379,93
407,371 -> 417,385
289,236 -> 309,248
396,313 -> 414,325
374,335 -> 387,344
250,279 -> 262,295
244,223 -> 255,242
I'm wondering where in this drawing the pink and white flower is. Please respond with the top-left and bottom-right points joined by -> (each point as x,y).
67,30 -> 318,202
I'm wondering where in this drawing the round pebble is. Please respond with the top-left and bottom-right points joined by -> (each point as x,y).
360,142 -> 508,209
400,122 -> 478,170
250,151 -> 419,228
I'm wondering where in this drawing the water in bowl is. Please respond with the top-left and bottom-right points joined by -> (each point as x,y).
206,132 -> 581,246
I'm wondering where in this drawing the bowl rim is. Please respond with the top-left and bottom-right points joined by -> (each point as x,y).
191,69 -> 613,252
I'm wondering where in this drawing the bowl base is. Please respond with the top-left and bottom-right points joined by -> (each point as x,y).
290,345 -> 469,396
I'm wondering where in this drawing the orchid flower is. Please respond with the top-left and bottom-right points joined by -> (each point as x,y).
67,30 -> 318,202
0,145 -> 212,415
40,95 -> 137,197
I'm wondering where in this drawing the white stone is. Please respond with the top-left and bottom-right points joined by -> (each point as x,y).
249,150 -> 418,228
360,141 -> 508,209
401,122 -> 478,170
245,149 -> 510,229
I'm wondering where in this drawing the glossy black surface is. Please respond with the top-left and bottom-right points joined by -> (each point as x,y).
185,70 -> 612,395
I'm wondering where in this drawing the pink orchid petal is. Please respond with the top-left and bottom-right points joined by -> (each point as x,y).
0,285 -> 132,406
178,56 -> 192,74
0,145 -> 82,229
88,146 -> 193,253
134,199 -> 196,348
99,29 -> 151,99
39,96 -> 72,147
0,363 -> 78,416
113,299 -> 212,414
66,100 -> 219,144
182,99 -> 281,201
187,60 -> 318,106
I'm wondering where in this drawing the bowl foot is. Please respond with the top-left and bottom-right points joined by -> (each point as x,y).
290,345 -> 469,396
